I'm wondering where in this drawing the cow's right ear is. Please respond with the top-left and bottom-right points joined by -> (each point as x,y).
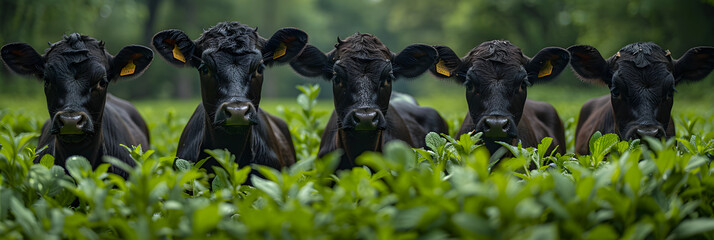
1,43 -> 45,78
289,44 -> 332,80
429,45 -> 464,82
567,45 -> 612,86
152,29 -> 196,67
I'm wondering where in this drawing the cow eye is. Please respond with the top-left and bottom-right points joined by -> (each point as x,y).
611,87 -> 621,98
99,78 -> 109,88
465,82 -> 477,94
256,64 -> 265,74
198,63 -> 210,75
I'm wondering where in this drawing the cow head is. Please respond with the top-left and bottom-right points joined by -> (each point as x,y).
1,33 -> 153,143
153,22 -> 307,134
290,33 -> 437,135
569,43 -> 714,140
430,41 -> 569,145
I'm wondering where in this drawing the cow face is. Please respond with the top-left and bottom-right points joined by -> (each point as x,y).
153,22 -> 306,133
1,33 -> 152,143
569,43 -> 714,140
431,41 -> 569,142
290,33 -> 437,132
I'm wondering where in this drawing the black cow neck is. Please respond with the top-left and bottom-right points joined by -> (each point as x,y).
337,129 -> 384,169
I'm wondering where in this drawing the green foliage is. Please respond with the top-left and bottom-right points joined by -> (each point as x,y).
278,84 -> 329,161
2,84 -> 714,238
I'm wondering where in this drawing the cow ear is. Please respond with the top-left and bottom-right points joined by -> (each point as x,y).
567,45 -> 612,86
393,44 -> 438,79
263,28 -> 308,66
1,43 -> 45,78
429,45 -> 464,82
110,45 -> 153,80
674,46 -> 714,84
152,29 -> 196,67
289,44 -> 332,80
526,47 -> 570,84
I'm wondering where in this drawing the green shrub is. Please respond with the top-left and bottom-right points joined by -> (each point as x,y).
1,84 -> 713,239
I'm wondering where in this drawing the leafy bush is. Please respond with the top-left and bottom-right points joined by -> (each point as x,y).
1,85 -> 713,239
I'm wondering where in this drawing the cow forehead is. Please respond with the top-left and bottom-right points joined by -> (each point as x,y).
615,42 -> 672,69
45,34 -> 109,67
465,40 -> 527,65
196,22 -> 262,54
334,33 -> 391,61
466,59 -> 526,82
614,61 -> 673,88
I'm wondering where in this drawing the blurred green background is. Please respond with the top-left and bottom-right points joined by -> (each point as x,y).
1,0 -> 713,123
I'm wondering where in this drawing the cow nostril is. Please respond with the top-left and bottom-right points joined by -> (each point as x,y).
76,115 -> 87,129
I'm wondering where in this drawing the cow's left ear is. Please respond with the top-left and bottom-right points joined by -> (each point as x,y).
1,43 -> 45,78
429,45 -> 465,82
526,47 -> 570,84
392,44 -> 438,79
262,28 -> 308,66
674,46 -> 714,84
110,45 -> 153,80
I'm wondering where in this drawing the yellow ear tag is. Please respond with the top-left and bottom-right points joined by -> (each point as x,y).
120,60 -> 136,76
435,59 -> 451,77
172,44 -> 186,63
273,42 -> 287,59
538,60 -> 553,78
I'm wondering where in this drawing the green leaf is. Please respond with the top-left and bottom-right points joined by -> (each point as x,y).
175,158 -> 191,172
393,206 -> 429,230
66,156 -> 92,179
685,155 -> 707,172
425,132 -> 446,152
251,175 -> 282,203
588,131 -> 603,154
193,203 -> 221,235
452,213 -> 494,236
39,154 -> 54,169
669,219 -> 714,239
584,224 -> 618,240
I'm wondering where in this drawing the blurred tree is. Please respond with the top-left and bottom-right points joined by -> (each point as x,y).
1,0 -> 712,99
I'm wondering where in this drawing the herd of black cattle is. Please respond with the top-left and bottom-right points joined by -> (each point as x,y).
1,22 -> 713,179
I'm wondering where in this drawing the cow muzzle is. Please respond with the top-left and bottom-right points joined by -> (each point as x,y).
215,102 -> 256,126
478,116 -> 516,138
345,108 -> 385,131
51,111 -> 92,136
626,125 -> 665,140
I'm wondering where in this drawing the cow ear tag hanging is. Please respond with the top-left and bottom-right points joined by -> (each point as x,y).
120,60 -> 136,76
435,59 -> 451,77
172,44 -> 186,63
273,42 -> 287,59
538,60 -> 553,78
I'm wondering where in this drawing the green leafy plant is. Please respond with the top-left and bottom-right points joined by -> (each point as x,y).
2,84 -> 714,239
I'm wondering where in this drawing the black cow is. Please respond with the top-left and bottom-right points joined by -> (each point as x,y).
430,41 -> 569,155
569,42 -> 714,155
152,22 -> 300,175
289,33 -> 449,170
1,33 -> 152,178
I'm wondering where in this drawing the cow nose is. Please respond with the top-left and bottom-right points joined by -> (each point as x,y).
635,126 -> 664,138
219,102 -> 254,125
56,112 -> 88,135
483,116 -> 509,137
351,108 -> 380,131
